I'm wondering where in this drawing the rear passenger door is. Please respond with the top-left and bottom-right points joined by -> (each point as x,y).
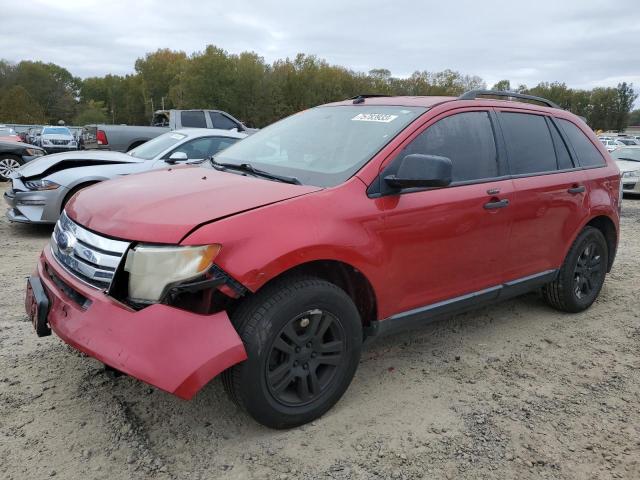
380,109 -> 515,313
496,110 -> 589,280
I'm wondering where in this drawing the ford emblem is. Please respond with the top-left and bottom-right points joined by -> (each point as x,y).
57,231 -> 76,254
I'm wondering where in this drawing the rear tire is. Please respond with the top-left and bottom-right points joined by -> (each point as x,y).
0,155 -> 23,181
543,226 -> 608,313
222,276 -> 362,429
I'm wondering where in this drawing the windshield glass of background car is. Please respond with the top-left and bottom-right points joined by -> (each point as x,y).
43,127 -> 71,135
128,132 -> 187,160
613,148 -> 640,162
214,105 -> 426,187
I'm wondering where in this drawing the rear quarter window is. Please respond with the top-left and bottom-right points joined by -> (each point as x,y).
557,119 -> 606,168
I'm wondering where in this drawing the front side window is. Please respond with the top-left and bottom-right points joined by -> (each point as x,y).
557,119 -> 606,167
398,111 -> 498,182
499,112 -> 557,175
181,111 -> 207,128
209,112 -> 239,130
167,136 -> 239,159
215,105 -> 426,187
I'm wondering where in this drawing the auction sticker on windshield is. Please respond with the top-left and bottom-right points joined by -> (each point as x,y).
352,113 -> 398,123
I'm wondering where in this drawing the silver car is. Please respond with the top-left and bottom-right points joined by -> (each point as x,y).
39,126 -> 78,153
5,128 -> 246,224
611,146 -> 640,195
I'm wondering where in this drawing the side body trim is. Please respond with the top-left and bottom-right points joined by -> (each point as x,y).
368,269 -> 557,337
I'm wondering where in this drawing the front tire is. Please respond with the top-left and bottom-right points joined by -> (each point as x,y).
543,226 -> 608,313
0,155 -> 23,181
222,276 -> 362,429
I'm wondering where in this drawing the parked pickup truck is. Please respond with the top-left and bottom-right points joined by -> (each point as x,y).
82,109 -> 254,152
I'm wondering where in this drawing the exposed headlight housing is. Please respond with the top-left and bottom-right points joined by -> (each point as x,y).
124,244 -> 221,302
622,169 -> 640,178
24,179 -> 60,190
25,148 -> 45,156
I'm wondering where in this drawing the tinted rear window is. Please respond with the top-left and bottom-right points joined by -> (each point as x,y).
181,111 -> 207,128
557,119 -> 606,167
499,112 -> 557,175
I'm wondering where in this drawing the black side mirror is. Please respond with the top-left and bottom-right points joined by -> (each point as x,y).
384,154 -> 452,189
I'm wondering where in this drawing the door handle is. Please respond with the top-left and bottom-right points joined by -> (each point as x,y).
567,185 -> 586,194
484,198 -> 509,210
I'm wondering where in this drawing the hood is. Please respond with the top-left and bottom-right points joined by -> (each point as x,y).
614,159 -> 640,173
42,133 -> 74,140
66,165 -> 322,243
16,150 -> 140,179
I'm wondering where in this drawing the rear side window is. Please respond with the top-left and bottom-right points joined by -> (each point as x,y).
209,112 -> 239,130
499,112 -> 557,175
557,119 -> 606,167
181,111 -> 207,128
401,111 -> 498,182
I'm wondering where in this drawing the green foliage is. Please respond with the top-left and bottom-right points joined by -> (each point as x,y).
629,109 -> 640,126
0,48 -> 637,130
0,85 -> 44,123
73,100 -> 108,125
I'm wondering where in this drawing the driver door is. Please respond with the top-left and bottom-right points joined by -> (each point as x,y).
378,109 -> 515,315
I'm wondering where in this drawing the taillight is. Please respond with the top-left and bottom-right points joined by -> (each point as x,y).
97,130 -> 108,145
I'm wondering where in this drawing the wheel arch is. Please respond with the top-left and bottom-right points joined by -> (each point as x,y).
242,259 -> 378,331
585,215 -> 617,272
62,179 -> 102,211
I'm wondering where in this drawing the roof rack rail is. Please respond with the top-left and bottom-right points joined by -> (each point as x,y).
350,94 -> 392,104
458,90 -> 561,109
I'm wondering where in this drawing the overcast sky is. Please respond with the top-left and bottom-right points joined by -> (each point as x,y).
3,0 -> 640,91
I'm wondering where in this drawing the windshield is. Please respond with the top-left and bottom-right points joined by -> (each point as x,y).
43,127 -> 71,135
612,148 -> 640,162
617,138 -> 637,145
128,132 -> 187,159
214,105 -> 426,187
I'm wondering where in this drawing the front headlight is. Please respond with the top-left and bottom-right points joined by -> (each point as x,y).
25,148 -> 45,156
42,139 -> 51,145
124,244 -> 221,302
622,169 -> 640,178
24,179 -> 60,190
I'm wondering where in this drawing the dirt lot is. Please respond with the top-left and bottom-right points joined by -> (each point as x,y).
1,183 -> 639,480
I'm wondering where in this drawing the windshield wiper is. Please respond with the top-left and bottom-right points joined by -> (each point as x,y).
616,157 -> 640,162
210,158 -> 301,185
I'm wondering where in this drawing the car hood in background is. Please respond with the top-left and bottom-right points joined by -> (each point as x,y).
66,165 -> 322,243
42,134 -> 75,141
615,159 -> 640,173
15,150 -> 140,178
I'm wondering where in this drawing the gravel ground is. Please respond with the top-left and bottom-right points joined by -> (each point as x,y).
1,183 -> 639,480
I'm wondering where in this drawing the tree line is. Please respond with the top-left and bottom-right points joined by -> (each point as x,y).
0,46 -> 637,131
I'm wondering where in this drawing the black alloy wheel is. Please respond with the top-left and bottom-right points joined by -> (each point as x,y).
265,308 -> 346,407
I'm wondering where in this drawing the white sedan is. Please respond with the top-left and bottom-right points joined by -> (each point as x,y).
611,146 -> 640,195
5,128 -> 247,224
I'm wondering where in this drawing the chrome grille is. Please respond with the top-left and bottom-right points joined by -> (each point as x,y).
50,139 -> 70,145
50,211 -> 130,289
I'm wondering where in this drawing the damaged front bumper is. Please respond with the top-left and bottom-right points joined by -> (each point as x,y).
30,246 -> 247,399
4,177 -> 67,224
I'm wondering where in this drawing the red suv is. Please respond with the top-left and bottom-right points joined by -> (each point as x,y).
26,91 -> 621,428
